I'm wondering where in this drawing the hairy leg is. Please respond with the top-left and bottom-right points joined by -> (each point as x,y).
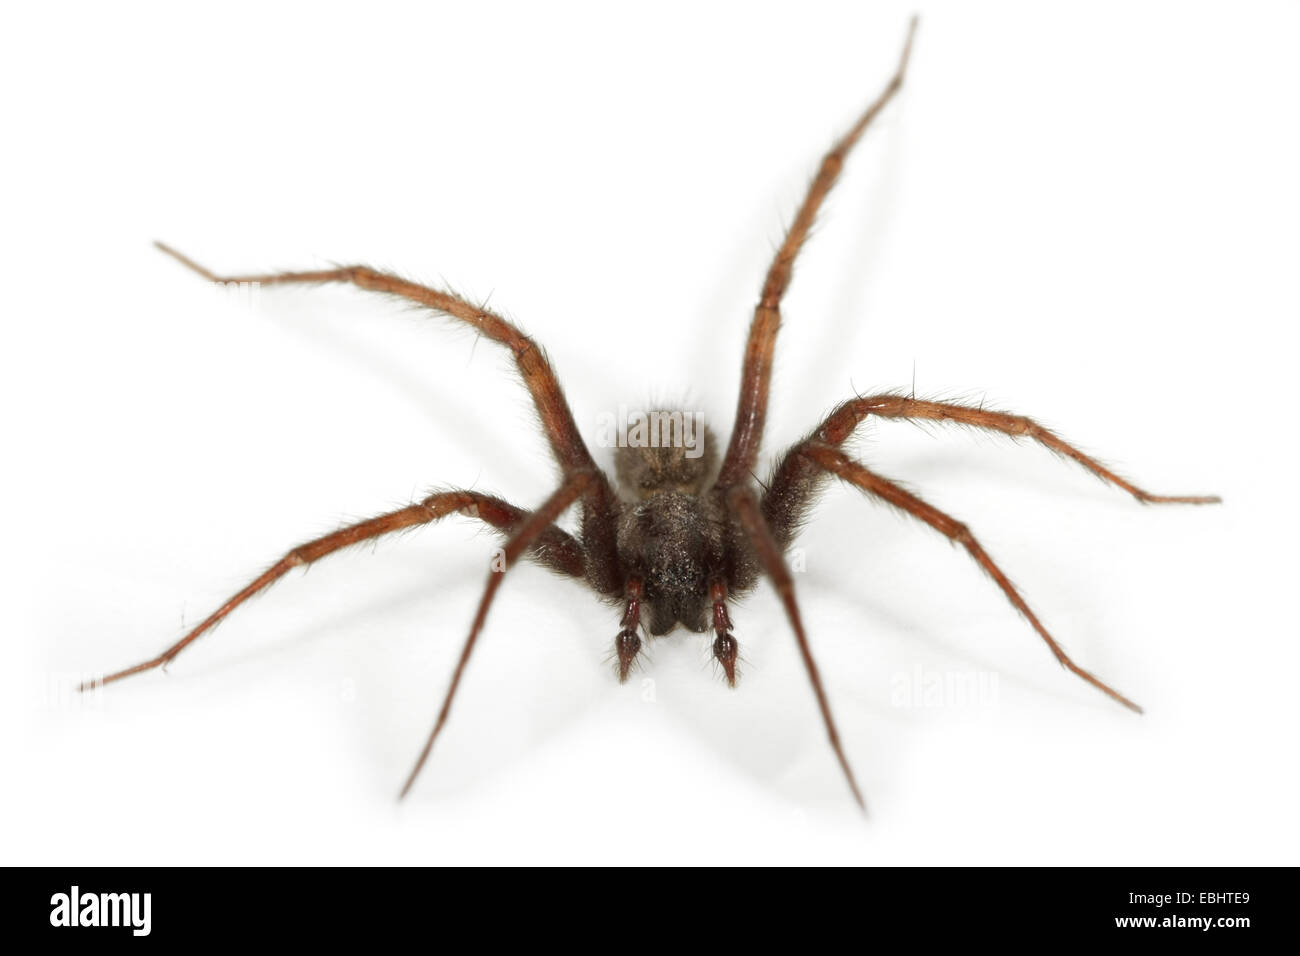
155,242 -> 625,593
820,394 -> 1220,503
400,470 -> 594,797
81,490 -> 585,691
728,486 -> 866,811
714,18 -> 917,489
801,442 -> 1143,713
764,393 -> 1220,549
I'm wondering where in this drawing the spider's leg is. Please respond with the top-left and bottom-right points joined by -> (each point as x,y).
815,394 -> 1221,504
801,441 -> 1143,714
728,486 -> 866,812
155,244 -> 594,474
763,393 -> 1220,551
400,470 -> 593,798
81,491 -> 585,691
714,17 -> 917,489
154,242 -> 624,589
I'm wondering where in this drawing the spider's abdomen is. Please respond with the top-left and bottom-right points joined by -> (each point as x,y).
616,491 -> 726,635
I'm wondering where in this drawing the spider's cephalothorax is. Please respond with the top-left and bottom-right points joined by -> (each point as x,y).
610,418 -> 756,670
615,435 -> 724,637
85,18 -> 1220,811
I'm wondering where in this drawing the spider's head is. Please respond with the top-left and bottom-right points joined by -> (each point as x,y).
613,410 -> 717,500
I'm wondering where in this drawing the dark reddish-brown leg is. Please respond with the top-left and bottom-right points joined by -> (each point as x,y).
155,242 -> 625,594
816,394 -> 1221,504
401,470 -> 594,797
801,441 -> 1143,713
764,392 -> 1221,551
710,579 -> 739,687
714,18 -> 917,489
80,490 -> 585,692
614,577 -> 645,682
728,486 -> 866,811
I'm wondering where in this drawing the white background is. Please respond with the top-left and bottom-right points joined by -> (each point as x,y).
5,1 -> 1297,865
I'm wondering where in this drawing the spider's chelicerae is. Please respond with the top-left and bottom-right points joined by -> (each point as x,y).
86,19 -> 1219,810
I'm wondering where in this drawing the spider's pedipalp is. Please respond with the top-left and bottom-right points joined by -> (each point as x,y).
709,579 -> 739,687
614,577 -> 646,683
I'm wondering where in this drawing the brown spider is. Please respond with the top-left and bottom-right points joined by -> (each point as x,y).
82,18 -> 1219,810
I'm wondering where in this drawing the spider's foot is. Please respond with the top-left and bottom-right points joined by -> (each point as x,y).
614,628 -> 642,683
1136,492 -> 1223,505
713,633 -> 739,688
76,655 -> 167,692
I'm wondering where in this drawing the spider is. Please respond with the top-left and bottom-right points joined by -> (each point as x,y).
83,18 -> 1219,810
